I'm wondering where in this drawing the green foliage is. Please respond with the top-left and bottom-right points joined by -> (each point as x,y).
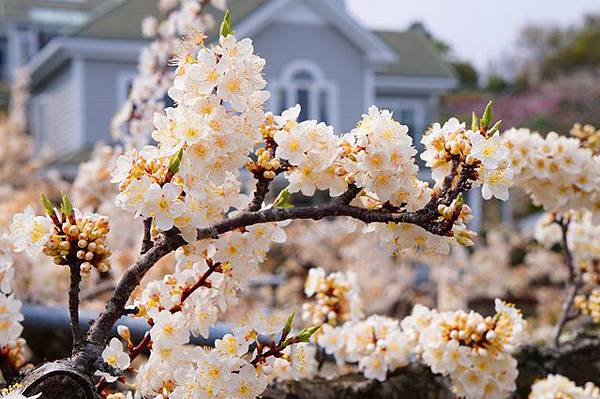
486,74 -> 509,93
452,61 -> 479,90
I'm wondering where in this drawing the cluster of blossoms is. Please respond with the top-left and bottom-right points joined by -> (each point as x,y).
405,299 -> 526,399
317,315 -> 412,381
503,128 -> 600,216
118,312 -> 317,398
575,289 -> 600,324
110,220 -> 323,397
113,32 -> 268,242
304,269 -> 527,396
112,0 -> 227,147
302,267 -> 362,326
0,385 -> 40,399
9,200 -> 112,276
421,116 -> 512,201
0,243 -> 27,382
304,268 -> 411,381
529,374 -> 600,399
271,104 -> 489,255
570,122 -> 600,155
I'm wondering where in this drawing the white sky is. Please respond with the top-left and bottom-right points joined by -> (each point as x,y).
346,0 -> 600,71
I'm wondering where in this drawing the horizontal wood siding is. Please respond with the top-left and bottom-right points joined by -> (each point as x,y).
253,22 -> 367,133
30,62 -> 78,155
83,59 -> 137,146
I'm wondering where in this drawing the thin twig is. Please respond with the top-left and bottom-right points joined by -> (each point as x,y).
552,216 -> 582,347
68,263 -> 83,350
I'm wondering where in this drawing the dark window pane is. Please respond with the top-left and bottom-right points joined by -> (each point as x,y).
297,89 -> 309,121
277,88 -> 287,114
292,70 -> 314,83
319,90 -> 329,124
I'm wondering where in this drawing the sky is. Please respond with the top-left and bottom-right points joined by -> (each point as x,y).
346,0 -> 600,71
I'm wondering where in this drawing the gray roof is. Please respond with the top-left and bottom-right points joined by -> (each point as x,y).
70,0 -> 267,40
0,0 -> 105,31
375,30 -> 456,78
23,0 -> 454,79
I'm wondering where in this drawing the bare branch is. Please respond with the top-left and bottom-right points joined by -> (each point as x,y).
246,177 -> 272,212
140,218 -> 154,255
552,216 -> 583,347
68,263 -> 83,350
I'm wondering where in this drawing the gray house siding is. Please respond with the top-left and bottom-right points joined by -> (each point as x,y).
30,62 -> 79,155
82,59 -> 138,146
252,22 -> 367,133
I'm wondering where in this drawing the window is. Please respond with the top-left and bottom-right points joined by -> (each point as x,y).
116,71 -> 137,107
271,60 -> 337,126
34,95 -> 51,148
0,38 -> 6,81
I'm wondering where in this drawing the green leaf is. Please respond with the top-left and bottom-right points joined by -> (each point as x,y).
273,187 -> 294,209
480,100 -> 494,129
60,191 -> 73,217
41,193 -> 55,217
168,147 -> 184,176
455,193 -> 465,209
282,311 -> 295,337
471,112 -> 478,132
295,325 -> 321,343
488,120 -> 503,135
220,9 -> 233,37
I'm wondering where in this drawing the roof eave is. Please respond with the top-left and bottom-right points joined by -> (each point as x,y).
28,36 -> 144,86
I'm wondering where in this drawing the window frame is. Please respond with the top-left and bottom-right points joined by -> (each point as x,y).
270,60 -> 338,127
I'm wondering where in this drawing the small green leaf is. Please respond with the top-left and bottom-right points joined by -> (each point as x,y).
41,193 -> 55,217
295,325 -> 321,343
220,9 -> 233,37
480,100 -> 494,129
273,187 -> 294,209
169,147 -> 184,176
471,112 -> 478,132
455,193 -> 465,209
488,120 -> 503,135
282,311 -> 295,337
60,191 -> 73,217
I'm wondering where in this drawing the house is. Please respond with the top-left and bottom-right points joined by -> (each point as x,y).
6,1 -> 497,228
0,0 -> 456,156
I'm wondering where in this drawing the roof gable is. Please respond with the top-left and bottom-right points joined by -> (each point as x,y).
234,0 -> 397,65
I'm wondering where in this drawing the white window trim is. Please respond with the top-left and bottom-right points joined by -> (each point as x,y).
269,59 -> 338,128
116,70 -> 137,108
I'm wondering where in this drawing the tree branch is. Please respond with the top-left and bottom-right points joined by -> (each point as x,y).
68,263 -> 83,350
84,165 -> 469,361
246,177 -> 272,212
552,216 -> 582,347
140,218 -> 154,255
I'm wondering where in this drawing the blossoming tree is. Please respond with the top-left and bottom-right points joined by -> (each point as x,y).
0,1 -> 598,399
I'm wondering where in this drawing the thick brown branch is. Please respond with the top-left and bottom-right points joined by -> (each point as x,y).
246,177 -> 272,212
140,218 -> 154,255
